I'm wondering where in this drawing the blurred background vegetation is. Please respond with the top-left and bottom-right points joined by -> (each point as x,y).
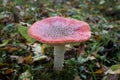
0,0 -> 120,80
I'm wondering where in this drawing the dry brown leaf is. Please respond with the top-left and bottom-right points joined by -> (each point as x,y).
78,43 -> 85,56
5,69 -> 14,74
0,62 -> 9,68
95,69 -> 103,74
9,47 -> 21,52
1,46 -> 21,52
95,64 -> 108,74
24,55 -> 33,64
94,35 -> 102,41
41,44 -> 46,54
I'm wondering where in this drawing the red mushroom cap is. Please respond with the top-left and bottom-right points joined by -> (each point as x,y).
28,16 -> 91,44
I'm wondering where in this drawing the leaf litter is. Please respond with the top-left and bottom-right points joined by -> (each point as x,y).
0,0 -> 120,80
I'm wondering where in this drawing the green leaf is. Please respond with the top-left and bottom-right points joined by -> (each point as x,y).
18,25 -> 36,43
0,40 -> 9,47
111,64 -> 120,71
77,56 -> 88,64
105,64 -> 120,75
0,14 -> 7,19
14,0 -> 24,5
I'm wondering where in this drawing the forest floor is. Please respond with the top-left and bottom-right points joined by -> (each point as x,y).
0,0 -> 120,80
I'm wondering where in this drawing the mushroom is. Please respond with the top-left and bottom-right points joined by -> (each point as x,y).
28,16 -> 91,71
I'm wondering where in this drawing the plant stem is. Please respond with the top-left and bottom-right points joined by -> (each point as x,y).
54,45 -> 65,71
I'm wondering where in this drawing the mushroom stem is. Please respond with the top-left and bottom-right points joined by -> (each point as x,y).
54,45 -> 65,71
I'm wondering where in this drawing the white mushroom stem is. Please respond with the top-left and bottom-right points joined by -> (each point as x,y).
54,44 -> 65,71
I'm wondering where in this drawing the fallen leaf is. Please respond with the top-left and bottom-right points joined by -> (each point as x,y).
0,40 -> 9,47
18,25 -> 36,43
46,8 -> 55,12
9,47 -> 21,52
0,14 -> 7,19
95,69 -> 103,74
41,44 -> 46,54
105,69 -> 120,74
87,55 -> 96,60
20,22 -> 31,27
105,64 -> 120,74
33,55 -> 49,62
5,69 -> 14,74
94,35 -> 102,41
95,62 -> 100,68
110,64 -> 120,71
24,55 -> 33,64
74,75 -> 82,80
1,46 -> 22,52
31,43 -> 42,54
65,44 -> 72,50
0,62 -> 9,68
77,56 -> 88,64
19,70 -> 33,80
101,64 -> 108,72
28,43 -> 46,55
18,56 -> 25,63
95,64 -> 108,74
10,55 -> 24,63
78,43 -> 85,56
29,43 -> 49,62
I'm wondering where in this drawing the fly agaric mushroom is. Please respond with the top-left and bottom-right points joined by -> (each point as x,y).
28,16 -> 91,71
